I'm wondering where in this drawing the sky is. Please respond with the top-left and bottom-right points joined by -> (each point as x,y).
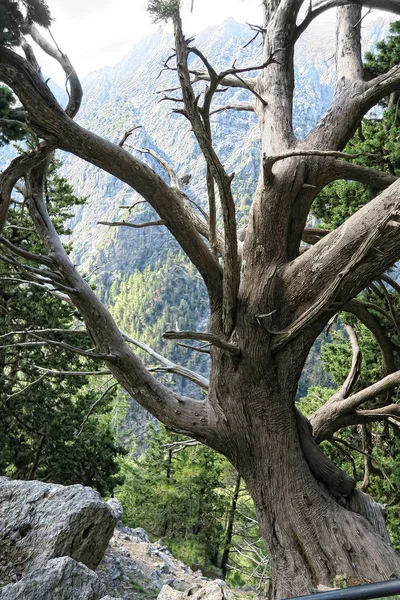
31,1 -> 390,86
33,0 -> 263,84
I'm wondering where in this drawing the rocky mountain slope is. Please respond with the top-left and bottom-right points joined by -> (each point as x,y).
62,14 -> 390,275
52,13 -> 391,411
0,477 -> 256,600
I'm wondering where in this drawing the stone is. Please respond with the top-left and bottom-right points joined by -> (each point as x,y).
130,527 -> 150,543
157,580 -> 250,600
107,498 -> 124,523
0,557 -> 105,600
0,477 -> 116,586
158,584 -> 183,600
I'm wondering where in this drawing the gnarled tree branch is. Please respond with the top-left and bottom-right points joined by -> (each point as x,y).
0,45 -> 223,303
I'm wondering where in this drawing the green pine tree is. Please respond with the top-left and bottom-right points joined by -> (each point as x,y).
0,156 -> 123,496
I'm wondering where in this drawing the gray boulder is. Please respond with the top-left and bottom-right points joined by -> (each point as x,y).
0,556 -> 105,600
0,477 -> 116,586
158,580 -> 247,600
107,498 -> 124,523
157,585 -> 182,600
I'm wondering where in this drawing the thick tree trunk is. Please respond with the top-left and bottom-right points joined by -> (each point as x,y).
244,439 -> 400,599
236,394 -> 400,598
209,315 -> 400,599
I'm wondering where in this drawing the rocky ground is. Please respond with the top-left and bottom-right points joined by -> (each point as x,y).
97,525 -> 257,600
0,479 -> 258,600
97,526 -> 206,599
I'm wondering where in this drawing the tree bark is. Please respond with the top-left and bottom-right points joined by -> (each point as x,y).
207,310 -> 400,599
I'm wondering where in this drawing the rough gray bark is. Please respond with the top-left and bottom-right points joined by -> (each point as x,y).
1,1 -> 400,598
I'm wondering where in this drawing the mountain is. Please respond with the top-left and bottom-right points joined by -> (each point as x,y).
62,14 -> 390,274
0,15 -> 390,413
49,14 -> 391,408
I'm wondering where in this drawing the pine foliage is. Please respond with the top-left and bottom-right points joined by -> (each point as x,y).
0,158 -> 122,495
0,0 -> 51,47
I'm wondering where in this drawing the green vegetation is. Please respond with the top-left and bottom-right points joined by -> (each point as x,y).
297,20 -> 400,546
0,0 -> 51,47
117,425 -> 269,589
0,157 -> 122,495
97,252 -> 209,395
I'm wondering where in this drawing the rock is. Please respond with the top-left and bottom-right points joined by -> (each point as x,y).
0,477 -> 116,586
212,579 -> 228,588
159,562 -> 171,574
157,580 -> 250,600
130,527 -> 150,543
158,585 -> 183,600
0,556 -> 105,600
107,498 -> 124,523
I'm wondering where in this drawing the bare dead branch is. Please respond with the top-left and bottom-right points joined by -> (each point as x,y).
344,373 -> 400,412
34,365 -> 111,376
344,299 -> 396,375
163,329 -> 240,355
0,142 -> 56,233
0,334 -> 119,362
328,161 -> 398,190
210,103 -> 255,116
119,200 -> 148,212
118,125 -> 142,147
0,118 -> 27,128
122,332 -> 209,389
135,147 -> 180,188
29,25 -> 82,118
0,252 -> 76,292
297,0 -> 400,39
178,342 -> 211,354
98,219 -> 166,229
5,373 -> 46,400
173,14 -> 238,332
382,273 -> 400,295
190,69 -> 256,91
310,371 -> 400,442
77,381 -> 119,437
263,149 -> 378,180
357,405 -> 400,420
0,328 -> 87,340
334,324 -> 363,400
0,235 -> 53,266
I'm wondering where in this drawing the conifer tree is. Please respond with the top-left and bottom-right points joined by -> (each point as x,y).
0,155 -> 122,495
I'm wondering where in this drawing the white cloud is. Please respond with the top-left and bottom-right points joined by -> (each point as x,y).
31,1 -> 387,85
32,0 -> 262,83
